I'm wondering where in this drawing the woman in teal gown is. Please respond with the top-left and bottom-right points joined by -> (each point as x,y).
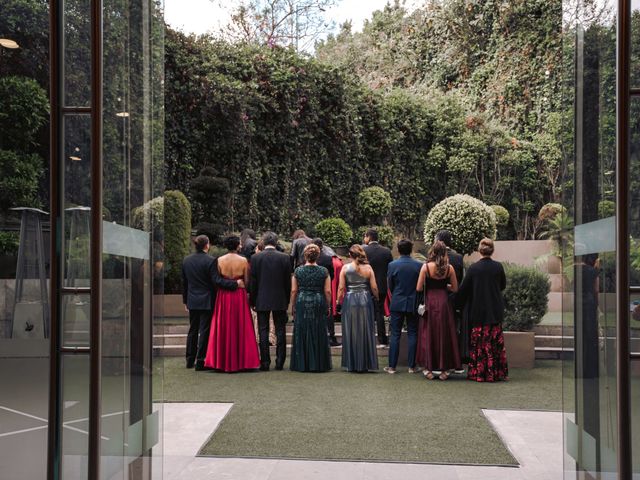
290,244 -> 333,372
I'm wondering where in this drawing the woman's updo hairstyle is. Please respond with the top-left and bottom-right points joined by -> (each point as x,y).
223,235 -> 241,252
303,244 -> 321,263
348,244 -> 369,265
478,238 -> 495,256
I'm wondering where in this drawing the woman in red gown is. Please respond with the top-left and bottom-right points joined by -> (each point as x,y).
204,235 -> 260,372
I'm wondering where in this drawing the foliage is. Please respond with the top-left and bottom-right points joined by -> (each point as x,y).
0,231 -> 20,256
355,225 -> 395,249
357,186 -> 392,224
132,195 -> 164,235
195,222 -> 225,246
538,203 -> 566,223
503,263 -> 550,332
598,200 -> 615,218
315,217 -> 352,247
423,194 -> 496,255
491,205 -> 510,227
164,191 -> 192,294
0,150 -> 43,212
538,211 -> 573,256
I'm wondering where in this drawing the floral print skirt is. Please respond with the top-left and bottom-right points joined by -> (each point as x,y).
467,325 -> 508,382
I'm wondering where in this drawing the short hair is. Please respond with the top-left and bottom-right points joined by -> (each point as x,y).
312,237 -> 323,249
349,244 -> 369,265
194,235 -> 210,252
262,231 -> 279,247
397,239 -> 413,256
223,235 -> 240,252
478,238 -> 495,256
365,229 -> 378,241
292,229 -> 306,240
303,244 -> 321,263
435,230 -> 452,248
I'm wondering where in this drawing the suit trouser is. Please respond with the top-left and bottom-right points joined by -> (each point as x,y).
258,310 -> 287,368
388,311 -> 418,369
186,309 -> 212,364
327,314 -> 338,338
373,298 -> 388,344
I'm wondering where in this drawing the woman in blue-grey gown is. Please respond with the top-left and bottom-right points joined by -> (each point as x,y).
337,245 -> 379,372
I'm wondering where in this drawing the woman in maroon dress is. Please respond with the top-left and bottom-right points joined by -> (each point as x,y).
416,241 -> 461,380
204,235 -> 260,372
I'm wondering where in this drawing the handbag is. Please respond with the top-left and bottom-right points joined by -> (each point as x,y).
417,303 -> 426,316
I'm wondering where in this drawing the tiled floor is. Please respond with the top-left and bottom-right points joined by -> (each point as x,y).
157,403 -> 563,480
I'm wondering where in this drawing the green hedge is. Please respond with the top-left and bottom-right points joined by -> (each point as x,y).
315,218 -> 353,247
164,191 -> 191,294
503,263 -> 550,332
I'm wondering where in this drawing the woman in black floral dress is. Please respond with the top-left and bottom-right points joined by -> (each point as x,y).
456,238 -> 508,382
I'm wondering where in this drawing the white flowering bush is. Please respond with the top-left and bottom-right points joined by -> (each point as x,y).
423,194 -> 497,255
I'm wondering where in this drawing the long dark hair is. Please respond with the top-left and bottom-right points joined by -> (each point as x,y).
428,240 -> 449,277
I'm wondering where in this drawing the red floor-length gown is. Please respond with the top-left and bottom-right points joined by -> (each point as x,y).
204,278 -> 260,372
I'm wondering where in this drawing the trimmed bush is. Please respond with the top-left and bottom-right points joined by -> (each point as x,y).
598,200 -> 615,218
0,231 -> 19,256
195,222 -> 225,246
132,196 -> 164,234
355,225 -> 395,248
357,187 -> 393,223
491,205 -> 510,227
315,217 -> 353,247
538,203 -> 565,223
164,191 -> 192,294
423,194 -> 496,255
503,263 -> 550,331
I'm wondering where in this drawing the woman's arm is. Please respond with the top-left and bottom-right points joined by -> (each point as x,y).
290,275 -> 299,316
337,267 -> 347,303
368,266 -> 379,299
416,264 -> 427,292
448,264 -> 458,293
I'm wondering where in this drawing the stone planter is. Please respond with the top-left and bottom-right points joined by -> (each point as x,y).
503,331 -> 535,369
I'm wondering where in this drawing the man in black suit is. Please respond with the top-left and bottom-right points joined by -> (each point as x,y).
312,238 -> 339,346
182,235 -> 242,370
250,231 -> 292,370
363,228 -> 393,346
435,229 -> 466,372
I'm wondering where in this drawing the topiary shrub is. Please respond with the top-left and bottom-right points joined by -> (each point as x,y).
357,186 -> 392,223
132,196 -> 164,234
503,263 -> 550,331
538,203 -> 566,223
195,222 -> 225,246
355,225 -> 395,248
164,191 -> 192,294
423,194 -> 497,255
315,217 -> 353,247
491,205 -> 510,227
598,200 -> 615,218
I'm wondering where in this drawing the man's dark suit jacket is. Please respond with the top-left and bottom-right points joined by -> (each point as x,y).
447,248 -> 464,286
250,248 -> 292,311
182,252 -> 237,310
363,242 -> 393,301
316,252 -> 335,280
387,255 -> 423,313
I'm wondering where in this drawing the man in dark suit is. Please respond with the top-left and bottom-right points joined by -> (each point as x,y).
312,238 -> 339,346
250,231 -> 292,370
182,235 -> 241,370
435,229 -> 466,372
363,228 -> 393,346
385,239 -> 423,373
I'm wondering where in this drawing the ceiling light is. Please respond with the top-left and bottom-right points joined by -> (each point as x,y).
69,156 -> 81,161
116,111 -> 129,117
0,39 -> 19,49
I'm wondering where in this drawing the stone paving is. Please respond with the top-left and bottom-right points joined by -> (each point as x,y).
155,403 -> 563,480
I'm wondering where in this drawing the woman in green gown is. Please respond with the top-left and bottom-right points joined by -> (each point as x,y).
290,244 -> 333,372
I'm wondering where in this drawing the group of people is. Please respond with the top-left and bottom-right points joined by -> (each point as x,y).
181,227 -> 509,382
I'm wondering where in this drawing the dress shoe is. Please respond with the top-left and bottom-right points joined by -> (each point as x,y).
195,362 -> 210,371
259,365 -> 270,371
186,359 -> 195,369
275,365 -> 284,371
329,337 -> 341,347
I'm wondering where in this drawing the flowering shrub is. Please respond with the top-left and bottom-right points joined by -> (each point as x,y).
315,217 -> 353,247
357,187 -> 392,223
355,225 -> 395,248
423,194 -> 496,255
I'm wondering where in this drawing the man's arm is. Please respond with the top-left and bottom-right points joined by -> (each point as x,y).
182,262 -> 189,306
250,256 -> 258,307
211,258 -> 238,290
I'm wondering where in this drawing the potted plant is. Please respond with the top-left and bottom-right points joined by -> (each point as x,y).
502,263 -> 550,368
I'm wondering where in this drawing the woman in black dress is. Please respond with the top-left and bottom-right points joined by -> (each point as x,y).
456,238 -> 508,382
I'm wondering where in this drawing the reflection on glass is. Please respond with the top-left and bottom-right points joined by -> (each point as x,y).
64,0 -> 91,107
61,354 -> 90,480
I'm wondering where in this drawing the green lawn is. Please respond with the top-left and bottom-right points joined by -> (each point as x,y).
156,358 -> 562,465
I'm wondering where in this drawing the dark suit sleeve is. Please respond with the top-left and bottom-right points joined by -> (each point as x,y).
182,261 -> 188,305
211,258 -> 238,291
284,256 -> 292,304
387,264 -> 395,296
250,256 -> 258,307
499,264 -> 506,291
455,268 -> 472,308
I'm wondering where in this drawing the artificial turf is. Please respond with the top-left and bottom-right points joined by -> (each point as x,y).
156,358 -> 562,465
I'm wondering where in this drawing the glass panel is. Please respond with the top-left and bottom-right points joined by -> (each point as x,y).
64,0 -> 92,107
61,354 -> 90,479
631,4 -> 640,88
562,0 -> 618,477
62,293 -> 90,347
630,97 -> 640,474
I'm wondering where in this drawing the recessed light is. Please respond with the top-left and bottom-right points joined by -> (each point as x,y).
116,111 -> 129,117
0,39 -> 19,49
69,156 -> 81,161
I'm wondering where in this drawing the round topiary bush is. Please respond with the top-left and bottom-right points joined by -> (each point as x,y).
315,217 -> 353,247
538,203 -> 566,223
357,186 -> 392,223
502,263 -> 550,331
598,200 -> 615,218
491,205 -> 510,227
164,190 -> 192,294
355,225 -> 395,248
423,194 -> 497,255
